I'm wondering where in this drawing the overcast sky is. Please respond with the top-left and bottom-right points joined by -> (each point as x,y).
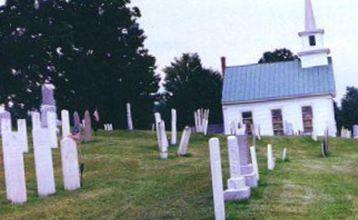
132,0 -> 358,101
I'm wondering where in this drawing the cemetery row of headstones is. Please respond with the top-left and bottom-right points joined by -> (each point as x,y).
104,123 -> 114,131
208,132 -> 280,220
1,110 -> 81,204
194,108 -> 209,135
154,110 -> 192,159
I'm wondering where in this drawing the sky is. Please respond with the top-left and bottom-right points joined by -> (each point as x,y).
131,0 -> 358,102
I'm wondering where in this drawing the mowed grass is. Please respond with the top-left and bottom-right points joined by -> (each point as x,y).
0,130 -> 357,219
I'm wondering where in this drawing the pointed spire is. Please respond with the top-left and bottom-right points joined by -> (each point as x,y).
305,0 -> 317,31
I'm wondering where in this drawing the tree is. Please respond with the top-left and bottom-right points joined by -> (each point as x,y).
258,48 -> 298,64
163,53 -> 223,129
339,87 -> 358,130
0,0 -> 159,129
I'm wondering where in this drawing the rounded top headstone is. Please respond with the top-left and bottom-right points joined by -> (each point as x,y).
41,83 -> 56,106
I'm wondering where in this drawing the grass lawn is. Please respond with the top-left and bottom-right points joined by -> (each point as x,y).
0,130 -> 357,219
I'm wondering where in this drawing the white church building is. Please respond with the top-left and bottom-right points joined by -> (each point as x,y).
221,0 -> 337,137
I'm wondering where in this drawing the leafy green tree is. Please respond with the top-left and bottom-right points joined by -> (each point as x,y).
0,0 -> 159,128
258,48 -> 298,64
339,87 -> 358,130
163,53 -> 222,129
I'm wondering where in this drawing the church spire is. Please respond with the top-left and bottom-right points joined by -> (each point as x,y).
298,0 -> 330,68
305,0 -> 317,31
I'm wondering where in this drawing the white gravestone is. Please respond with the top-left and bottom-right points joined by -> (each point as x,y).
158,121 -> 168,159
282,148 -> 288,161
60,138 -> 81,191
17,119 -> 29,153
154,113 -> 162,149
177,126 -> 191,156
32,112 -> 56,197
126,103 -> 133,130
208,138 -> 226,220
249,146 -> 260,181
47,112 -> 58,149
353,125 -> 358,139
61,110 -> 71,137
237,135 -> 258,188
1,119 -> 28,204
104,124 -> 108,131
224,136 -> 251,201
267,144 -> 276,170
171,109 -> 177,145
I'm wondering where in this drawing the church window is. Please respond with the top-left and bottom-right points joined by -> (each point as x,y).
302,106 -> 313,134
309,35 -> 316,46
271,109 -> 284,136
242,111 -> 253,135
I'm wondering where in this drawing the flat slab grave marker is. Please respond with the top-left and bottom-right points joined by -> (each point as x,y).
177,126 -> 191,156
84,110 -> 92,142
237,135 -> 258,187
171,109 -> 177,145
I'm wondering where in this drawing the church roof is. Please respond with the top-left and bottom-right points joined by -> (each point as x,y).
222,58 -> 336,105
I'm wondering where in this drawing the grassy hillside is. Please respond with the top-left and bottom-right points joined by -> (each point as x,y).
0,130 -> 357,219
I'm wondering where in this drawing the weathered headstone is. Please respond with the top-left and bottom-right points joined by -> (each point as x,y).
17,119 -> 29,153
177,126 -> 191,156
47,111 -> 58,149
126,103 -> 133,130
171,109 -> 177,145
224,136 -> 251,201
40,83 -> 57,127
158,121 -> 168,159
208,138 -> 225,220
311,130 -> 318,141
32,112 -> 56,197
267,144 -> 275,170
194,108 -> 209,134
84,110 -> 92,142
249,146 -> 259,181
284,121 -> 294,136
237,135 -> 258,187
353,125 -> 358,139
0,106 -> 11,136
282,148 -> 288,161
73,111 -> 81,134
154,113 -> 162,149
60,110 -> 81,191
322,129 -> 329,157
1,119 -> 28,204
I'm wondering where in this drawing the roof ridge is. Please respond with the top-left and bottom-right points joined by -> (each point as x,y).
226,59 -> 299,69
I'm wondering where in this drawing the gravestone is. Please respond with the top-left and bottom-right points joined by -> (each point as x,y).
194,108 -> 209,134
322,129 -> 329,157
171,109 -> 177,145
267,144 -> 275,170
223,136 -> 251,201
249,146 -> 259,181
177,126 -> 191,156
1,119 -> 28,204
47,112 -> 58,149
158,121 -> 168,159
126,103 -> 133,130
0,107 -> 11,136
311,131 -> 318,141
237,135 -> 258,187
40,84 -> 57,127
61,110 -> 81,191
154,113 -> 162,149
208,138 -> 226,220
84,110 -> 92,142
17,119 -> 29,153
32,112 -> 56,197
73,111 -> 81,134
282,148 -> 288,161
353,125 -> 358,139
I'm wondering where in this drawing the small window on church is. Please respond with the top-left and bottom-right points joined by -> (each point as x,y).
302,106 -> 313,134
309,35 -> 316,46
271,109 -> 284,136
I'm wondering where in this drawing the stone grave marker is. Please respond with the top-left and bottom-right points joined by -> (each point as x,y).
154,113 -> 162,149
1,119 -> 28,204
158,121 -> 168,159
249,146 -> 259,181
126,103 -> 133,130
0,107 -> 11,136
282,148 -> 288,161
322,129 -> 329,157
223,136 -> 251,201
47,112 -> 58,149
208,138 -> 226,220
17,119 -> 29,153
40,83 -> 57,127
237,135 -> 258,187
171,109 -> 177,145
177,126 -> 191,156
353,125 -> 358,139
61,110 -> 81,191
267,144 -> 276,170
84,110 -> 92,142
32,112 -> 56,197
194,108 -> 209,134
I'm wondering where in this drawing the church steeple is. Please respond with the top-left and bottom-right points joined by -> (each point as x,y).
298,0 -> 330,68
